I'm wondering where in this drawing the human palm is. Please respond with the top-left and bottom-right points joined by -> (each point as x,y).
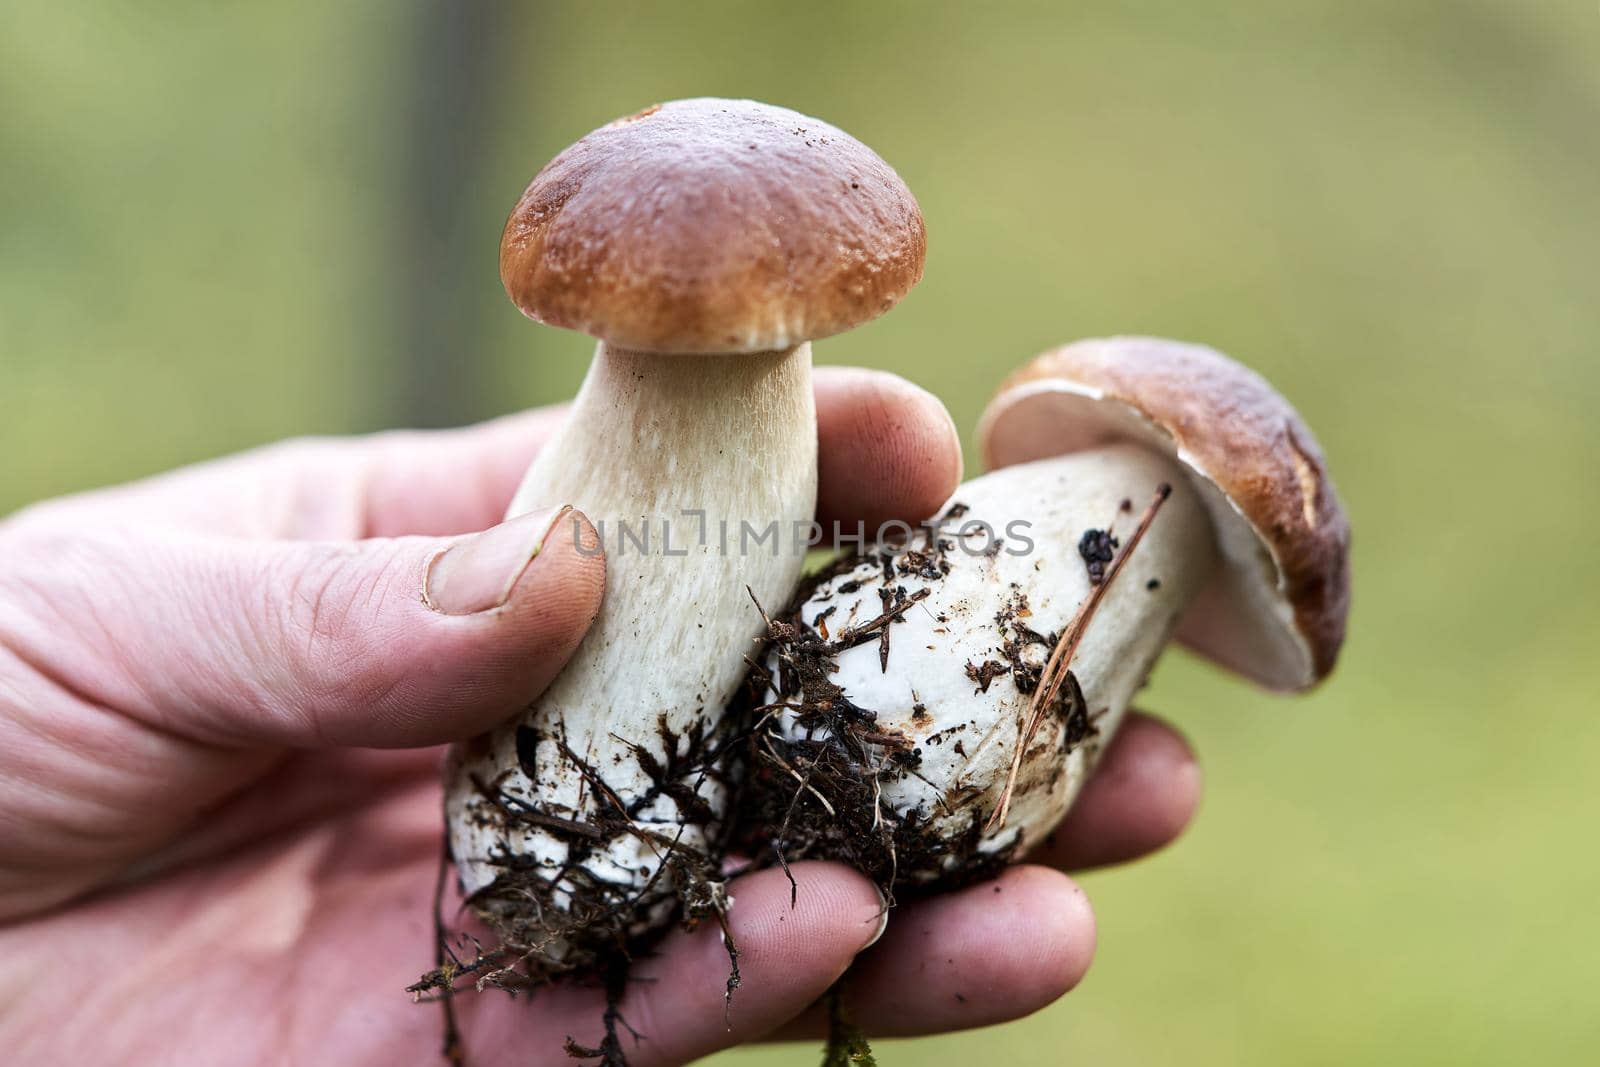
0,369 -> 1201,1065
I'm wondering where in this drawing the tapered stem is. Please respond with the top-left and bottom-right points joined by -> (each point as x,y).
447,342 -> 817,934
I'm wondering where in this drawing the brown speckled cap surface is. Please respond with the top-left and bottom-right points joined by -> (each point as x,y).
978,337 -> 1351,691
500,98 -> 926,355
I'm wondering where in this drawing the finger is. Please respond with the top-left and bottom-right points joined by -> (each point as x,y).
336,408 -> 570,538
350,365 -> 962,539
549,862 -> 886,1066
814,366 -> 964,532
2,508 -> 605,749
36,366 -> 962,543
1028,711 -> 1203,871
12,407 -> 570,541
354,365 -> 962,539
767,864 -> 1095,1042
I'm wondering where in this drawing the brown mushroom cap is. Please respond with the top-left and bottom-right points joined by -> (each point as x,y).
499,98 -> 926,355
978,337 -> 1350,691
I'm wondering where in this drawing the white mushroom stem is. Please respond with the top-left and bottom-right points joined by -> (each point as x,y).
761,442 -> 1218,883
447,342 -> 816,947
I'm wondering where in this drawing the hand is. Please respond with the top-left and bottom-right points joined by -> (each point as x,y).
0,368 -> 1202,1065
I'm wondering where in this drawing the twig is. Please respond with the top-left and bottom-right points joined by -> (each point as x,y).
986,484 -> 1171,832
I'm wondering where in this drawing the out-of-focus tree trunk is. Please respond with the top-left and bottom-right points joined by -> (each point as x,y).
392,1 -> 516,428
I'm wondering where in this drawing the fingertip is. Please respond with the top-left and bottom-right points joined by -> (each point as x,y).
996,865 -> 1097,999
899,373 -> 966,495
767,864 -> 1096,1042
407,506 -> 606,741
502,506 -> 607,656
902,865 -> 1094,1015
616,862 -> 883,1064
294,509 -> 606,749
1092,712 -> 1203,837
1126,713 -> 1204,845
1040,711 -> 1203,870
815,367 -> 964,531
725,861 -> 887,960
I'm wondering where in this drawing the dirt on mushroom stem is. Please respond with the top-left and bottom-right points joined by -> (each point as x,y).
730,444 -> 1216,901
413,712 -> 746,1064
731,520 -> 1007,900
466,717 -> 736,972
730,505 -> 1101,900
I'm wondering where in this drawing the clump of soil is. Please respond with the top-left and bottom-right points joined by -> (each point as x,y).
412,715 -> 744,1066
730,505 -> 1019,901
733,487 -> 1171,898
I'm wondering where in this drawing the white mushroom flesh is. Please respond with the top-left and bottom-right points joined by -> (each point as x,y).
446,342 -> 816,960
756,442 -> 1217,882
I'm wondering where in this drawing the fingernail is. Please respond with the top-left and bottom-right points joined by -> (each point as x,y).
861,883 -> 891,949
424,506 -> 568,616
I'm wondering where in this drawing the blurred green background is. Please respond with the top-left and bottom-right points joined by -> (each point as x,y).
4,1 -> 1597,1063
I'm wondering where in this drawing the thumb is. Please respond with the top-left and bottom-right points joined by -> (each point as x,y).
9,506 -> 605,749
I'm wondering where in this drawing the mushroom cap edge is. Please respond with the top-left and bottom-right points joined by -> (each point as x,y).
977,336 -> 1351,691
499,97 -> 927,355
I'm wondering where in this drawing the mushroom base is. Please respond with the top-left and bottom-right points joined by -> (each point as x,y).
733,445 -> 1218,894
430,343 -> 815,993
431,713 -> 741,989
730,541 -> 1022,899
734,707 -> 1017,900
412,716 -> 747,1067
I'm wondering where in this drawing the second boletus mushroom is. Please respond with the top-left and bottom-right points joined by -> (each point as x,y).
739,337 -> 1350,889
443,99 -> 925,976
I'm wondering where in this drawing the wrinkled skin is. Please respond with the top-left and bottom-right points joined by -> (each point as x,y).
0,368 -> 1202,1066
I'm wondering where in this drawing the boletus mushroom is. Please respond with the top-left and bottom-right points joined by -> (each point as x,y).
739,337 -> 1350,889
442,99 -> 925,976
